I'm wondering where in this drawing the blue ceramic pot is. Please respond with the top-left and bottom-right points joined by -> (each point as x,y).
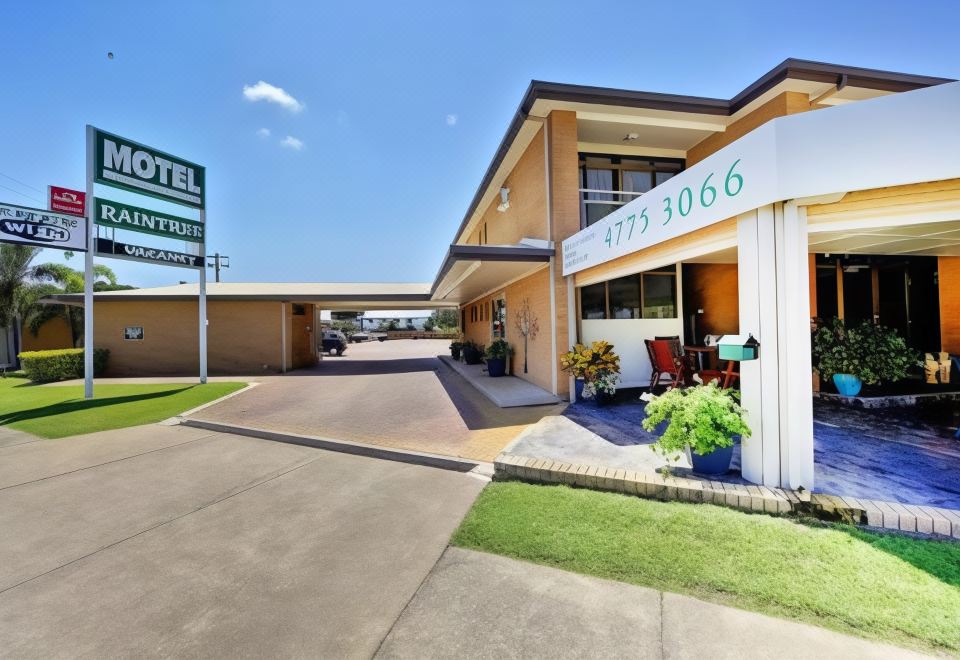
486,357 -> 506,377
575,379 -> 585,401
832,373 -> 863,397
690,443 -> 735,475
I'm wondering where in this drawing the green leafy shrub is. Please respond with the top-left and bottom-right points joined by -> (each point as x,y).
812,317 -> 919,385
18,348 -> 109,383
641,383 -> 751,460
485,339 -> 513,359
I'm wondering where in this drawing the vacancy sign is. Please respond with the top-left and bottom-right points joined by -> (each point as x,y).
48,186 -> 86,216
0,202 -> 87,251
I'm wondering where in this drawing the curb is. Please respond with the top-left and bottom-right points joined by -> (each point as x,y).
495,452 -> 960,540
159,382 -> 261,425
180,418 -> 489,475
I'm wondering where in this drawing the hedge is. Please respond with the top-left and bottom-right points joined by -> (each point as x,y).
17,349 -> 109,383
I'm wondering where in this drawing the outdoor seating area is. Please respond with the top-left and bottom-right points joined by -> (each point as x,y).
507,386 -> 960,511
645,336 -> 740,390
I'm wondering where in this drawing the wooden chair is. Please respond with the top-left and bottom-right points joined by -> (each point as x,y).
699,360 -> 740,389
646,339 -> 686,390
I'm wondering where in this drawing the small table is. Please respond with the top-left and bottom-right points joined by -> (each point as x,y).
683,345 -> 717,372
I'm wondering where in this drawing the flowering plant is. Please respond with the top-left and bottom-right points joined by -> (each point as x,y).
559,341 -> 621,382
582,371 -> 620,399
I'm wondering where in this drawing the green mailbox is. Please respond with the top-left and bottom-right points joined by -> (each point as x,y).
717,334 -> 760,361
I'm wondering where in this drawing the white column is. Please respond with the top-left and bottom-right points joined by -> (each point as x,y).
736,204 -> 814,490
778,202 -> 815,488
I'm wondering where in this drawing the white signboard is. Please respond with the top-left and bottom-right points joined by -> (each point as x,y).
563,80 -> 960,276
0,202 -> 88,251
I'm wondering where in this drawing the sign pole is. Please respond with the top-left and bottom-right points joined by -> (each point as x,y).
199,209 -> 207,384
83,125 -> 95,399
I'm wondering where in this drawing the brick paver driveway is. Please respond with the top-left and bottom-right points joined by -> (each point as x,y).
189,339 -> 566,462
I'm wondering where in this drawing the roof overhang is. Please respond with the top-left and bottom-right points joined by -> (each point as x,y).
448,58 -> 954,248
45,282 -> 453,311
431,244 -> 555,303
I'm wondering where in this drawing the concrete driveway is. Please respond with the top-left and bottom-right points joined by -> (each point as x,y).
0,423 -> 485,658
188,339 -> 567,462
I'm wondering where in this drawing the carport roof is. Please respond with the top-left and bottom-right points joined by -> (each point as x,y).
47,282 -> 446,310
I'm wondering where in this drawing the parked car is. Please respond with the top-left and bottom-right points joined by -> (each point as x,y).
321,330 -> 348,355
350,332 -> 370,343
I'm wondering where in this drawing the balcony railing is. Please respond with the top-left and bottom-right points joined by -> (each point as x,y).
579,188 -> 644,228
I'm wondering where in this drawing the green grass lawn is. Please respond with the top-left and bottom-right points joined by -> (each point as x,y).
0,376 -> 246,438
452,481 -> 960,654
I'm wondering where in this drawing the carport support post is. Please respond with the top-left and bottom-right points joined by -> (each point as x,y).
737,203 -> 814,490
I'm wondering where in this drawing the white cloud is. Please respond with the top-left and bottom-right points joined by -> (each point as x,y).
256,127 -> 271,138
445,114 -> 458,126
242,81 -> 305,113
280,135 -> 304,151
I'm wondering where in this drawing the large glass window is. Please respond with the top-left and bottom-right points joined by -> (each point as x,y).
580,283 -> 607,319
642,272 -> 677,318
579,267 -> 678,320
608,275 -> 641,319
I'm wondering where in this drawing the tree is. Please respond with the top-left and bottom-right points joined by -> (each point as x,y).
514,297 -> 540,374
429,308 -> 459,331
0,245 -> 41,330
329,320 -> 358,337
30,262 -> 121,347
379,319 -> 400,332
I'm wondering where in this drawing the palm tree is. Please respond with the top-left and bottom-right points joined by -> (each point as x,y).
0,244 -> 41,329
30,263 -> 121,347
0,246 -> 127,361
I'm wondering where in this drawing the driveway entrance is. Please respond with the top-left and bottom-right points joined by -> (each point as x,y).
189,339 -> 566,462
0,424 -> 484,657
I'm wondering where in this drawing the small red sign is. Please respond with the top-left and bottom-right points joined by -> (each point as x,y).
48,186 -> 86,216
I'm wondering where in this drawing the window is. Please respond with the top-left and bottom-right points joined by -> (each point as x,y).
492,298 -> 506,338
579,267 -> 678,320
579,155 -> 685,228
608,275 -> 641,319
641,272 -> 677,319
580,282 -> 607,319
292,304 -> 306,316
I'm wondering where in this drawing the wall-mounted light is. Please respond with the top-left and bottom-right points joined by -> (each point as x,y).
623,132 -> 640,141
497,187 -> 510,212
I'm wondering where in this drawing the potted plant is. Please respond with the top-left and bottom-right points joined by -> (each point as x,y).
560,341 -> 621,405
641,383 -> 751,475
450,340 -> 463,361
812,317 -> 919,396
462,340 -> 485,365
485,339 -> 513,377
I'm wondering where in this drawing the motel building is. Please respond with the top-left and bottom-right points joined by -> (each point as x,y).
30,58 -> 960,493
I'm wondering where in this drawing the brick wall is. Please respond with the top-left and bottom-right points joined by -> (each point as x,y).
687,91 -> 812,165
471,127 -> 548,246
20,316 -> 74,351
94,300 -> 285,376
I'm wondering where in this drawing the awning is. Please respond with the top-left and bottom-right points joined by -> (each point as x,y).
430,243 -> 555,303
45,282 -> 449,311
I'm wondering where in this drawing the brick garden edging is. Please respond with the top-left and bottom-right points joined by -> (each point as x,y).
495,452 -> 960,540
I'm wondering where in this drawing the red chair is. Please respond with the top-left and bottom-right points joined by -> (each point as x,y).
646,339 -> 686,390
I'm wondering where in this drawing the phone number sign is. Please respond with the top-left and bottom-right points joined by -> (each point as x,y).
562,124 -> 777,276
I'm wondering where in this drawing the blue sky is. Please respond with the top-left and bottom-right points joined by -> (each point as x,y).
2,1 -> 959,288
